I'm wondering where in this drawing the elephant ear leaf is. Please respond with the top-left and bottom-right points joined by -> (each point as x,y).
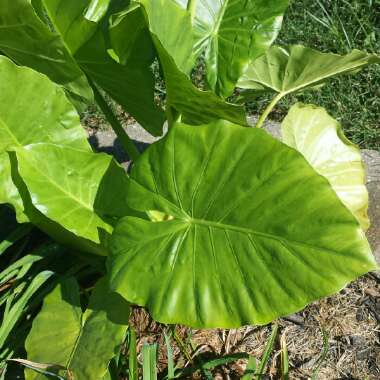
109,120 -> 376,328
0,57 -> 128,253
138,0 -> 247,126
41,0 -> 165,136
0,56 -> 91,222
25,277 -> 129,380
182,0 -> 289,97
0,0 -> 93,102
238,45 -> 380,98
15,144 -> 129,245
282,103 -> 370,231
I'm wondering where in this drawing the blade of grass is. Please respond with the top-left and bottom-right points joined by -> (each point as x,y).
164,332 -> 175,379
280,334 -> 289,380
256,324 -> 279,379
142,343 -> 157,380
242,355 -> 257,380
0,224 -> 32,256
311,328 -> 329,380
0,271 -> 53,349
129,328 -> 138,380
176,353 -> 249,378
8,359 -> 66,380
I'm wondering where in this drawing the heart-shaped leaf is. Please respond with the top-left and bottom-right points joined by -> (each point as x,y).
282,103 -> 369,230
238,45 -> 380,98
15,144 -> 129,245
25,277 -> 129,380
175,0 -> 289,97
109,121 -> 376,328
0,56 -> 91,221
138,0 -> 247,126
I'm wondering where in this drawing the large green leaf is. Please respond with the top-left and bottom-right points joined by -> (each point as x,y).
109,121 -> 377,328
0,56 -> 91,221
158,46 -> 247,126
0,57 -> 127,254
0,0 -> 164,135
282,103 -> 369,231
25,277 -> 129,380
238,45 -> 380,98
0,57 -> 90,153
175,0 -> 289,97
0,0 -> 92,101
138,0 -> 247,126
41,0 -> 165,136
15,144 -> 129,245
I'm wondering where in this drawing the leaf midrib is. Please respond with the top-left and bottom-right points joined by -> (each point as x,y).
184,217 -> 353,258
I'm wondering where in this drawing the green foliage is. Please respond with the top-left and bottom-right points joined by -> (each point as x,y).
174,0 -> 290,97
25,277 -> 129,380
0,56 -> 91,222
0,0 -> 379,377
282,103 -> 369,230
0,56 -> 128,255
262,0 -> 380,149
238,45 -> 379,99
109,120 -> 376,328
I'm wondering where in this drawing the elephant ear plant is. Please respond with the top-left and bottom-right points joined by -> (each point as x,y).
0,0 -> 379,378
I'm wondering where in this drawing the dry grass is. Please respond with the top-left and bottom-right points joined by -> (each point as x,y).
128,275 -> 379,379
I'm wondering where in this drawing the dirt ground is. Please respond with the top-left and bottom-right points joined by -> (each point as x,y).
130,274 -> 380,379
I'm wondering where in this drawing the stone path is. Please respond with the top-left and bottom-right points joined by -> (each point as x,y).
92,120 -> 380,263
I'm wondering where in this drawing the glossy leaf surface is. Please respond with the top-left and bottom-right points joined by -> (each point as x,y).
109,121 -> 376,328
0,0 -> 164,135
16,144 -> 129,244
282,103 -> 370,230
41,0 -> 164,136
0,0 -> 93,101
175,0 -> 289,97
0,56 -> 91,221
238,45 -> 380,96
138,0 -> 247,126
26,277 -> 129,380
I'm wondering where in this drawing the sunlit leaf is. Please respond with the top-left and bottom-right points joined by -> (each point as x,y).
238,45 -> 380,98
15,144 -> 129,245
0,56 -> 91,222
0,0 -> 164,135
282,103 -> 370,230
41,0 -> 165,136
0,0 -> 93,101
109,120 -> 376,328
175,0 -> 289,97
138,0 -> 247,126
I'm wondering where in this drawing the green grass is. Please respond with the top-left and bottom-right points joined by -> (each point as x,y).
247,0 -> 380,150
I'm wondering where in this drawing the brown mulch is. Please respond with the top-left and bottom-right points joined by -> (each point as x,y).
128,274 -> 380,379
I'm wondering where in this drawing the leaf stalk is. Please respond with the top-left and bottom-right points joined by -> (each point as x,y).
255,93 -> 284,129
187,0 -> 197,21
90,82 -> 140,162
